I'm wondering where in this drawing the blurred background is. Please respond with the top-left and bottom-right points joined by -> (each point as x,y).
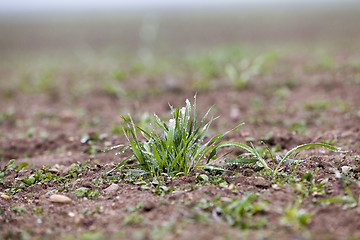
1,0 -> 359,59
1,0 -> 359,115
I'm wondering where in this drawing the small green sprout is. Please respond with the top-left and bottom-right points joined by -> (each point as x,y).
195,193 -> 267,229
73,187 -> 99,198
32,207 -> 43,214
280,201 -> 312,230
12,204 -> 27,215
122,213 -> 144,225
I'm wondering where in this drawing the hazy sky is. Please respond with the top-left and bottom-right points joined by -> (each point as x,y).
0,0 -> 349,13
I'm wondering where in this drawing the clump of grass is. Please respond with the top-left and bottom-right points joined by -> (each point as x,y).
107,96 -> 348,178
119,96 -> 243,177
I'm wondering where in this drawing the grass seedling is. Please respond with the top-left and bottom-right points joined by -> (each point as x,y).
73,187 -> 99,199
318,171 -> 360,209
220,141 -> 348,175
279,201 -> 312,230
119,95 -> 243,177
195,193 -> 267,229
0,159 -> 16,178
317,184 -> 360,209
293,170 -> 329,198
11,204 -> 27,215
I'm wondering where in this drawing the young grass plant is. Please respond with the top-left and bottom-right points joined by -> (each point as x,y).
220,141 -> 348,175
195,193 -> 267,229
120,96 -> 243,177
109,96 -> 348,178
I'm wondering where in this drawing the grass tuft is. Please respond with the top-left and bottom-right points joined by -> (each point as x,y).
120,96 -> 243,177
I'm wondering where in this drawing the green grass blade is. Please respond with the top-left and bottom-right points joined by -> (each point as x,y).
210,141 -> 270,171
225,158 -> 259,164
193,95 -> 197,129
275,143 -> 349,173
102,155 -> 133,177
152,143 -> 163,171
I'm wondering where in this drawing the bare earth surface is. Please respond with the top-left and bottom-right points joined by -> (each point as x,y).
1,5 -> 360,240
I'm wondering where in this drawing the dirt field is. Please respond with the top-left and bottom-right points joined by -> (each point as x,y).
1,5 -> 360,240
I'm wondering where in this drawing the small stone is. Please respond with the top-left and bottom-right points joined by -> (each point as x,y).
341,166 -> 351,173
104,184 -> 120,195
74,214 -> 85,225
312,192 -> 322,197
48,168 -> 59,174
49,194 -> 72,204
230,106 -> 241,121
228,183 -> 235,190
1,193 -> 10,200
272,184 -> 280,190
254,177 -> 271,188
143,201 -> 156,212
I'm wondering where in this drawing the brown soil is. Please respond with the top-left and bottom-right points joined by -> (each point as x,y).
1,5 -> 360,240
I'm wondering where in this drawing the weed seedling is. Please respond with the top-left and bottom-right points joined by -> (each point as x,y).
127,202 -> 144,212
82,205 -> 103,216
32,207 -> 43,214
16,166 -> 61,186
318,172 -> 360,209
293,170 -> 329,198
122,213 -> 144,225
1,159 -> 16,179
195,193 -> 267,229
73,187 -> 99,199
11,204 -> 27,215
279,201 -> 312,230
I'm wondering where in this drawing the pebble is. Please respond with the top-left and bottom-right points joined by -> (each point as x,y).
49,194 -> 72,204
74,214 -> 85,225
68,212 -> 76,217
341,166 -> 351,173
230,106 -> 241,121
104,183 -> 120,195
48,168 -> 59,174
1,193 -> 10,200
143,201 -> 156,212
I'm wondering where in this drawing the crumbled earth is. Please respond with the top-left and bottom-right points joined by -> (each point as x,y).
1,6 -> 360,240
